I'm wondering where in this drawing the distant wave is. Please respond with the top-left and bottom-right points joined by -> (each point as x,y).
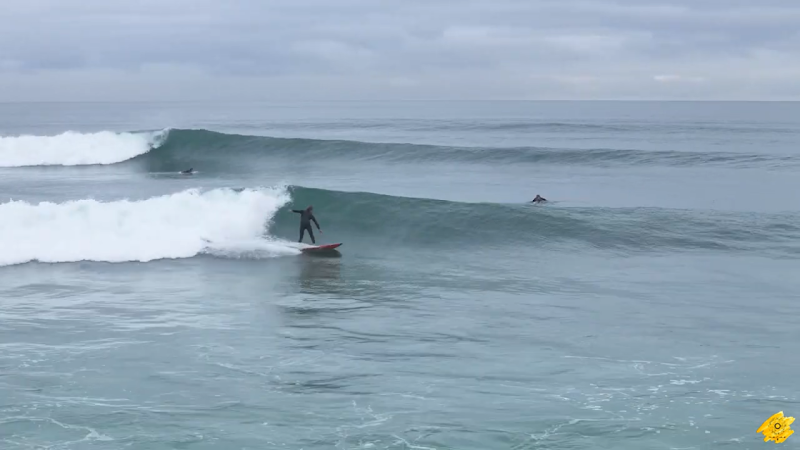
127,129 -> 800,172
2,128 -> 796,171
219,120 -> 800,134
0,130 -> 167,167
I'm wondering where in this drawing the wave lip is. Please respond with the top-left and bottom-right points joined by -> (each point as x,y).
0,130 -> 167,167
0,186 -> 298,266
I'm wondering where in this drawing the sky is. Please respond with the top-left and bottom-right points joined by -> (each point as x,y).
1,0 -> 799,101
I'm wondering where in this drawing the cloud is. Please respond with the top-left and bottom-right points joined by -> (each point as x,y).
0,0 -> 799,100
653,75 -> 705,83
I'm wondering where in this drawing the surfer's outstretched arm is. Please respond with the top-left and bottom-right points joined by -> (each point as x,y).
311,215 -> 321,230
291,209 -> 303,213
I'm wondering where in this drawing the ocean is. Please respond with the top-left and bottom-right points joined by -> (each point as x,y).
0,101 -> 798,449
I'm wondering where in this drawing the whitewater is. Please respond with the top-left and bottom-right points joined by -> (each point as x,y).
0,129 -> 167,167
0,186 -> 300,266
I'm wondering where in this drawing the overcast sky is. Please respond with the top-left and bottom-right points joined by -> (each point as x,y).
1,0 -> 799,101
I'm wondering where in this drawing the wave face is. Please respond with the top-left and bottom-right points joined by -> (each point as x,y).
131,129 -> 800,172
0,130 -> 165,167
271,186 -> 800,256
0,187 -> 298,266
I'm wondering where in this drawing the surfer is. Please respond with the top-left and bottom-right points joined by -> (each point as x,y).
292,205 -> 322,244
180,168 -> 194,175
531,194 -> 547,203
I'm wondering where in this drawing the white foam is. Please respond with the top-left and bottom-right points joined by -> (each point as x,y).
0,187 -> 301,266
0,129 -> 166,167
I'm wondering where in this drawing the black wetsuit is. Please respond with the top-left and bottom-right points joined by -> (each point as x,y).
292,209 -> 320,243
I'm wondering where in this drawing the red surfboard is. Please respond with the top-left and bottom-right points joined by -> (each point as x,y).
300,243 -> 342,252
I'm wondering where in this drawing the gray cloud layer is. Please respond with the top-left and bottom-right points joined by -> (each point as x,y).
1,0 -> 799,100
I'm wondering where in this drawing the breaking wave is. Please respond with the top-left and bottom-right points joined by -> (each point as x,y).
4,128 -> 797,171
0,130 -> 166,167
0,186 -> 299,266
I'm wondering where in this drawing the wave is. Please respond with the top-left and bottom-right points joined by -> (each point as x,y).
2,128 -> 796,171
0,130 -> 167,167
211,119 -> 800,134
130,129 -> 800,172
2,184 -> 798,266
0,187 -> 300,266
270,186 -> 800,256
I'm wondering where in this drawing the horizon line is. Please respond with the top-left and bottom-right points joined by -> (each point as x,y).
2,99 -> 800,104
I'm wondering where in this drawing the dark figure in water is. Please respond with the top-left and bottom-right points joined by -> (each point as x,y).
292,205 -> 322,244
531,195 -> 547,203
180,168 -> 194,175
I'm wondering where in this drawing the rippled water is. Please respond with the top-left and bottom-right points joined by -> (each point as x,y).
1,101 -> 799,449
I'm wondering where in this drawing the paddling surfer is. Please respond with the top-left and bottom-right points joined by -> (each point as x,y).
292,205 -> 322,244
531,194 -> 547,203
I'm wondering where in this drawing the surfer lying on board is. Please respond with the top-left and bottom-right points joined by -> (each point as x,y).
292,205 -> 323,244
531,195 -> 547,203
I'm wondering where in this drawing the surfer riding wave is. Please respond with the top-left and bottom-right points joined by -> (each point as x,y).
293,205 -> 323,244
